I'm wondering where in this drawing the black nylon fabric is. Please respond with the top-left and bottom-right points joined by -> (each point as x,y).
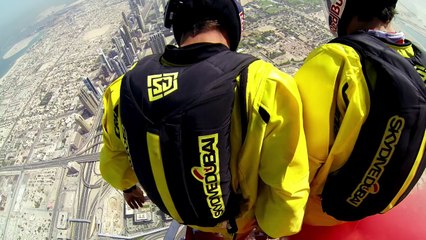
322,33 -> 426,221
120,50 -> 256,226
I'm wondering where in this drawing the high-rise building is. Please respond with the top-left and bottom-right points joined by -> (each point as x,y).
112,37 -> 122,54
121,42 -> 133,66
78,88 -> 99,116
122,12 -> 130,27
111,56 -> 126,76
101,64 -> 110,78
75,114 -> 91,133
149,32 -> 166,54
136,13 -> 146,33
135,29 -> 143,39
129,42 -> 137,59
120,26 -> 132,48
82,77 -> 100,99
118,57 -> 128,72
98,49 -> 113,72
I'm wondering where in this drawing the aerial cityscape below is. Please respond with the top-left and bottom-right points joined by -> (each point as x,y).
0,0 -> 425,239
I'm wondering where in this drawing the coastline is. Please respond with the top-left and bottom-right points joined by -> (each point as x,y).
0,55 -> 24,85
2,34 -> 39,60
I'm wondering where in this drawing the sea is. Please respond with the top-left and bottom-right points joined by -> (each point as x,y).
0,0 -> 78,80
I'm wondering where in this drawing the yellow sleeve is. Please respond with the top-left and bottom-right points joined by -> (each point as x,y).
294,43 -> 370,225
99,76 -> 138,191
249,61 -> 310,237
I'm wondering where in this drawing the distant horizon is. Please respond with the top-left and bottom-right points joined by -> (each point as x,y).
0,0 -> 425,80
0,0 -> 78,52
0,0 -> 78,80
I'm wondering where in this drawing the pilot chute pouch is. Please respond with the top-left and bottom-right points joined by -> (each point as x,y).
322,33 -> 426,221
120,50 -> 257,227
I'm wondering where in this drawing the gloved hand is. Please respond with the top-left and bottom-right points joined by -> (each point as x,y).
123,185 -> 145,209
253,222 -> 274,240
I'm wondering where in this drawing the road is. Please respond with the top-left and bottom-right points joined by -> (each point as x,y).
0,152 -> 100,173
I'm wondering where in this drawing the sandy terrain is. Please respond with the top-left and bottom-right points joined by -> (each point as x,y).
2,34 -> 39,60
83,25 -> 113,41
37,4 -> 67,22
241,0 -> 254,6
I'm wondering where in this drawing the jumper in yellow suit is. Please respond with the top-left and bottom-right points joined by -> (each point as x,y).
100,44 -> 310,239
295,35 -> 426,226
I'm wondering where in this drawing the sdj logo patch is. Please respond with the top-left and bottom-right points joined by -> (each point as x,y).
147,72 -> 178,102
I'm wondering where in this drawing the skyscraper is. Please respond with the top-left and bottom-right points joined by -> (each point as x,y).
112,37 -> 122,54
136,13 -> 146,33
149,32 -> 166,55
122,12 -> 130,27
101,64 -> 110,78
120,26 -> 132,48
82,77 -> 100,99
121,42 -> 134,66
74,114 -> 91,133
128,42 -> 137,59
111,56 -> 126,76
78,88 -> 99,116
98,49 -> 113,72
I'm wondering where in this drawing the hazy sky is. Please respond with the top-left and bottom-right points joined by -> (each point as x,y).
399,0 -> 426,16
0,0 -> 41,28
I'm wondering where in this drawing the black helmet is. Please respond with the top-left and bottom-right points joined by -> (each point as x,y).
164,0 -> 244,51
323,0 -> 398,36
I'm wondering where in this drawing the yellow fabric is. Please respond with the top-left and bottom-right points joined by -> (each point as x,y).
99,75 -> 138,191
100,59 -> 310,239
382,130 -> 426,212
295,41 -> 422,226
146,132 -> 183,222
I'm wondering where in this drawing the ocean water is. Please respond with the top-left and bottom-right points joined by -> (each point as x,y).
0,0 -> 78,79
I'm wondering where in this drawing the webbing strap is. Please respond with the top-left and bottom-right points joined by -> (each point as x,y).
239,67 -> 249,141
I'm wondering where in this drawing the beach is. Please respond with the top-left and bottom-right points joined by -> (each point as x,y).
36,4 -> 67,22
0,54 -> 24,85
2,34 -> 39,60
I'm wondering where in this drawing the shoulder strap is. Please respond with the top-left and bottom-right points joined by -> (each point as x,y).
239,66 -> 250,141
412,44 -> 426,66
168,51 -> 257,119
331,32 -> 425,95
122,54 -> 162,125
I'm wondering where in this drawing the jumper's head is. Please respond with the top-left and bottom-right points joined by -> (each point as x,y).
322,0 -> 398,36
164,0 -> 244,51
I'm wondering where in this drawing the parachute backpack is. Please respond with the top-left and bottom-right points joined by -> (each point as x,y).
321,32 -> 426,221
119,50 -> 256,231
117,0 -> 255,233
